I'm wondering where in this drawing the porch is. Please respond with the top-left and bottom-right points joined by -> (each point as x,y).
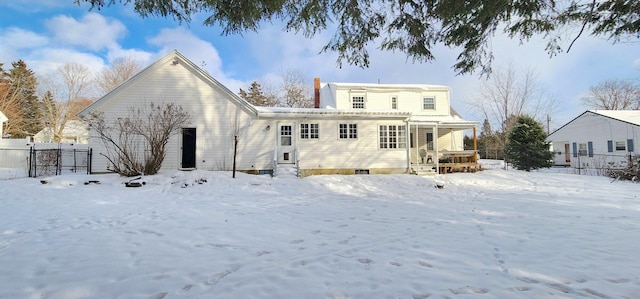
408,120 -> 478,174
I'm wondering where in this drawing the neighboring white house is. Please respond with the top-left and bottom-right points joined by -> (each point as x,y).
0,110 -> 8,138
547,110 -> 639,170
78,50 -> 478,176
34,120 -> 89,144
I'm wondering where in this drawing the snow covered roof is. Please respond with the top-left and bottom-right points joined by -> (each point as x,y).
548,110 -> 640,138
255,106 -> 411,119
589,110 -> 640,126
324,82 -> 449,92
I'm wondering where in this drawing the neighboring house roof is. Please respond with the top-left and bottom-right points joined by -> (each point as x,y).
589,110 -> 640,126
78,50 -> 258,118
549,110 -> 640,138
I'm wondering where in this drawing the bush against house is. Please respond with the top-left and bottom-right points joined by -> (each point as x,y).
87,102 -> 190,176
507,115 -> 553,171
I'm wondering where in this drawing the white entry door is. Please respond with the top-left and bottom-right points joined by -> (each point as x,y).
278,124 -> 295,164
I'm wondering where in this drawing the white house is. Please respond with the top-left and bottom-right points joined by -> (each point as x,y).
548,110 -> 639,170
78,50 -> 478,176
34,120 -> 89,144
0,110 -> 8,138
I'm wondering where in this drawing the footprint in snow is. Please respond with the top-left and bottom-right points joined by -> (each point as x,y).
290,239 -> 304,244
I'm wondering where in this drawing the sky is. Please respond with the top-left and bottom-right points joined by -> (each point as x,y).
1,164 -> 640,298
1,0 -> 639,130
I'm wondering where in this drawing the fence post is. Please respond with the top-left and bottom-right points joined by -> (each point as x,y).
87,148 -> 92,175
73,148 -> 77,173
28,147 -> 33,178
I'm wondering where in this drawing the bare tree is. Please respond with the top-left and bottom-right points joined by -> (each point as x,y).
279,68 -> 314,108
95,56 -> 142,96
467,64 -> 557,161
40,62 -> 95,142
581,80 -> 640,110
86,102 -> 190,176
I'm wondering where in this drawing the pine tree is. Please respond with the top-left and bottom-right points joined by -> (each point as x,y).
238,81 -> 277,106
0,60 -> 42,138
507,115 -> 553,171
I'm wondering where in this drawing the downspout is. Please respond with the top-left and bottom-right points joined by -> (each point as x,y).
473,126 -> 478,163
415,123 -> 418,171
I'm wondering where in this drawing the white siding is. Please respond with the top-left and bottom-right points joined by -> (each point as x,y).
549,112 -> 640,169
321,84 -> 451,116
295,119 -> 408,170
87,57 -> 261,173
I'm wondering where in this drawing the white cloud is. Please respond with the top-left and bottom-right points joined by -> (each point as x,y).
1,27 -> 48,50
28,48 -> 106,77
45,12 -> 127,51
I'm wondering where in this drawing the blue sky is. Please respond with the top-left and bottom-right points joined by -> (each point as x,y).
1,0 -> 639,129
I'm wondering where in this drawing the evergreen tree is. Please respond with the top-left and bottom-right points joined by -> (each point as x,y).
11,60 -> 43,138
507,115 -> 553,171
0,60 -> 42,138
238,81 -> 277,106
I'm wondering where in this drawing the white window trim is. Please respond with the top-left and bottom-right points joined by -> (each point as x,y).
379,124 -> 407,149
339,123 -> 358,139
300,123 -> 319,140
422,97 -> 436,110
352,95 -> 366,109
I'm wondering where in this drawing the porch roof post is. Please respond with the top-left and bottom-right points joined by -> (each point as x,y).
406,121 -> 411,173
434,123 -> 439,174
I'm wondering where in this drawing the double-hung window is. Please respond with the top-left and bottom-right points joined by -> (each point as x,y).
339,123 -> 358,139
615,141 -> 626,151
578,143 -> 587,156
391,96 -> 398,109
300,123 -> 319,139
423,97 -> 435,110
352,96 -> 365,109
379,125 -> 406,149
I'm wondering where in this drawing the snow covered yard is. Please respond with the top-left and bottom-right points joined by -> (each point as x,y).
1,169 -> 639,299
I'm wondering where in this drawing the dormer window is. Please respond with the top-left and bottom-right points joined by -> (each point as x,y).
352,96 -> 365,109
423,97 -> 435,110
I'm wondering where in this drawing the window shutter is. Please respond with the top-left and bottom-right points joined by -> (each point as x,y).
628,139 -> 634,152
587,142 -> 593,157
607,140 -> 613,152
572,142 -> 577,158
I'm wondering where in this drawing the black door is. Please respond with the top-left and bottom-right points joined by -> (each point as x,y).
181,128 -> 196,169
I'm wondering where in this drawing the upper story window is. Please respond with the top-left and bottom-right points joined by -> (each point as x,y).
300,123 -> 319,139
423,97 -> 435,110
339,123 -> 358,139
391,96 -> 398,109
352,96 -> 365,109
615,140 -> 626,151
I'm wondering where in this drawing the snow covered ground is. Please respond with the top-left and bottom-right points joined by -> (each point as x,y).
1,166 -> 639,299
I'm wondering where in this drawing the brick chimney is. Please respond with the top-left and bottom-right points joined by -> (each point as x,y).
314,77 -> 320,108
